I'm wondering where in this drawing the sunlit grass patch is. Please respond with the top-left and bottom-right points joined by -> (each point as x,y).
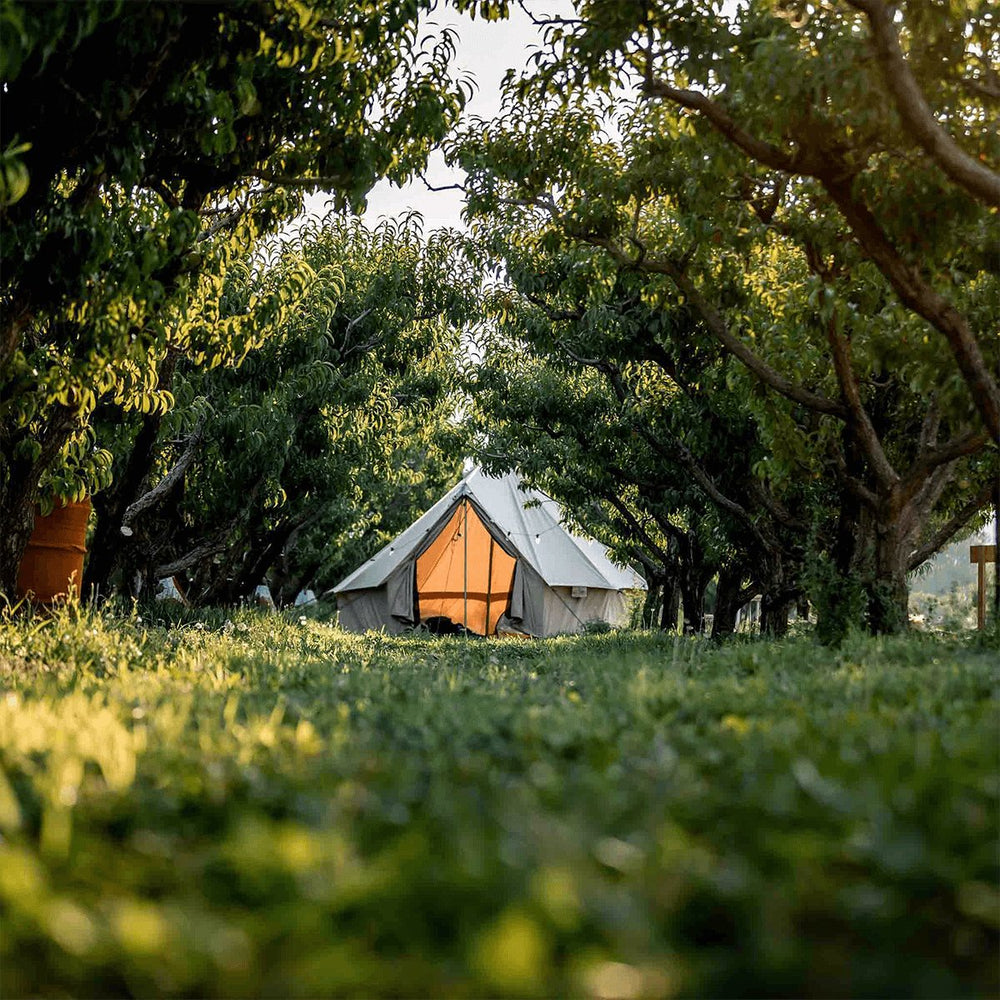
0,606 -> 996,997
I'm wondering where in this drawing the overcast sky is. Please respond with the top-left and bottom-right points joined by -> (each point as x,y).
305,3 -> 572,232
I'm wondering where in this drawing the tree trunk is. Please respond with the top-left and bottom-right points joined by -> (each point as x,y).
760,593 -> 793,637
994,475 -> 999,626
200,514 -> 307,606
867,517 -> 910,634
268,518 -> 317,607
680,570 -> 709,634
711,563 -> 745,638
280,558 -> 322,608
660,575 -> 680,631
0,499 -> 36,600
84,353 -> 179,599
814,441 -> 874,644
639,579 -> 661,630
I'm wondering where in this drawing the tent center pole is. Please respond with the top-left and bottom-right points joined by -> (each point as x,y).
485,536 -> 495,636
463,500 -> 469,633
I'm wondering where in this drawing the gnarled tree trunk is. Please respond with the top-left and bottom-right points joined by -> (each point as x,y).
712,562 -> 750,638
760,593 -> 793,637
868,512 -> 910,634
0,499 -> 36,601
84,353 -> 180,600
660,575 -> 680,631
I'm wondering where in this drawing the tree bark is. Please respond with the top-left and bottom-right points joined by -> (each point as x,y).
867,508 -> 911,634
679,566 -> 710,634
760,593 -> 793,637
711,563 -> 745,638
153,536 -> 227,581
660,575 -> 680,631
994,475 -> 999,625
84,351 -> 180,599
639,578 -> 661,629
0,500 -> 37,602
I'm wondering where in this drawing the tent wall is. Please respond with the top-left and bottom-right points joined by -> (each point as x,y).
542,586 -> 627,634
386,562 -> 416,623
336,587 -> 407,634
507,561 -> 546,636
337,581 -> 629,636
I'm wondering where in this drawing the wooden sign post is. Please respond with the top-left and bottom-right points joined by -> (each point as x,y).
969,545 -> 997,630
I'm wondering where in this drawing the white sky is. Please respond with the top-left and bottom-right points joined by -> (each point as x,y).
305,3 -> 573,232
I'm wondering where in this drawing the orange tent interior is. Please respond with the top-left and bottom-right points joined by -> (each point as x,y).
415,500 -> 516,635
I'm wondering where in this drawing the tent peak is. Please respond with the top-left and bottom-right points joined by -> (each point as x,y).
333,466 -> 644,596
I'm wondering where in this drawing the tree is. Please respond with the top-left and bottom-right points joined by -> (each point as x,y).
450,22 -> 998,632
463,240 -> 826,636
85,215 -> 475,605
0,0 -> 470,597
523,0 -> 1000,437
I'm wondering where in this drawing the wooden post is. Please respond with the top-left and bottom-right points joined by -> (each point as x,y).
969,545 -> 997,630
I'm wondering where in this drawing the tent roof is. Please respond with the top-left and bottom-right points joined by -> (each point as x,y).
333,468 -> 646,594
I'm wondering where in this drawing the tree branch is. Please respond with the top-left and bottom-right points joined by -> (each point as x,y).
907,459 -> 957,534
748,479 -> 807,531
420,173 -> 466,194
670,435 -> 781,554
525,293 -> 585,324
601,490 -> 674,567
641,79 -> 799,174
821,176 -> 1000,441
633,246 -> 848,418
638,67 -> 1000,440
547,322 -> 791,556
899,429 -> 990,506
826,316 -> 899,488
845,0 -> 1000,207
918,393 -> 941,452
907,479 -> 994,570
247,170 -> 347,190
154,536 -> 227,580
831,441 -> 878,507
120,414 -> 206,534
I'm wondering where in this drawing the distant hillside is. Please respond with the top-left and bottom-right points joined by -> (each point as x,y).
910,513 -> 997,595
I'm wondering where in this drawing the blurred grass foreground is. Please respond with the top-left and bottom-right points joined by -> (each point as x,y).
0,608 -> 997,997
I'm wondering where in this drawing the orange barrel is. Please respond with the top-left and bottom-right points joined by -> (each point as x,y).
16,498 -> 92,603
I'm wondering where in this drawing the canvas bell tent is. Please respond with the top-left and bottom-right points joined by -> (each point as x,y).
332,468 -> 645,636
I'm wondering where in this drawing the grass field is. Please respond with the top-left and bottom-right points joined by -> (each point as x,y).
0,608 -> 997,998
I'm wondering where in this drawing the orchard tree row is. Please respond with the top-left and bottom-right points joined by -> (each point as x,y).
455,0 -> 998,638
0,0 -> 996,633
83,216 -> 475,606
0,0 -> 489,603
